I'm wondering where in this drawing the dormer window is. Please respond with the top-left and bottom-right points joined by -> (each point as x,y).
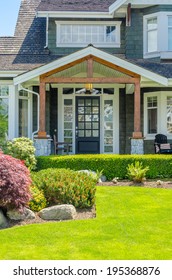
144,12 -> 172,59
56,21 -> 121,48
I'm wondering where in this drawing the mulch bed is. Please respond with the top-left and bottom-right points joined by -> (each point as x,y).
5,179 -> 172,229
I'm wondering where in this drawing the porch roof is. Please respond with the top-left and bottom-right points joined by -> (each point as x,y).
13,46 -> 168,86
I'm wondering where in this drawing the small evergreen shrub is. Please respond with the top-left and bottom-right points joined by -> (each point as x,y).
0,150 -> 31,211
29,185 -> 47,212
127,161 -> 149,183
31,168 -> 96,208
6,137 -> 37,170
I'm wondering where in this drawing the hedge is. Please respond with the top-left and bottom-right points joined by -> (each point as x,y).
36,154 -> 172,180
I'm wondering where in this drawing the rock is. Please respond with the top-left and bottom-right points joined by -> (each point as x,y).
0,210 -> 8,229
7,208 -> 35,221
100,175 -> 107,182
38,204 -> 76,220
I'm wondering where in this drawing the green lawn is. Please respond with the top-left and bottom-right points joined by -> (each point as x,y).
0,186 -> 171,260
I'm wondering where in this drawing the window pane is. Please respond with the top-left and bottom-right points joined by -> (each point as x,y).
147,18 -> 157,52
19,99 -> 28,137
148,30 -> 157,52
147,96 -> 157,134
0,86 -> 9,96
148,108 -> 157,134
0,98 -> 8,142
168,17 -> 172,51
167,97 -> 172,133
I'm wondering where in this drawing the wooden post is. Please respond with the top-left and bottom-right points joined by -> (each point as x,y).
38,81 -> 47,138
132,79 -> 142,138
87,57 -> 93,78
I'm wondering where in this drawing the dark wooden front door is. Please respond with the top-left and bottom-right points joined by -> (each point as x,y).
76,96 -> 100,154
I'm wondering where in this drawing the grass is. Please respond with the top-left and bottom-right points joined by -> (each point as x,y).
0,186 -> 171,260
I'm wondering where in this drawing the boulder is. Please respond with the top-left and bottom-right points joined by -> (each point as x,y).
38,204 -> 76,220
7,208 -> 35,221
0,210 -> 8,229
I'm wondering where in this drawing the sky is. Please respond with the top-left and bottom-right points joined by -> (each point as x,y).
0,0 -> 21,36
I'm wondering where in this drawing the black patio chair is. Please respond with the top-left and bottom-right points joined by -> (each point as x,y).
154,134 -> 172,154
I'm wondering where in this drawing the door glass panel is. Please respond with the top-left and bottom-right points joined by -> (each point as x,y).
78,122 -> 84,129
92,122 -> 99,129
85,122 -> 91,129
85,99 -> 91,106
86,130 -> 91,137
85,115 -> 91,121
85,107 -> 91,114
78,107 -> 84,114
93,130 -> 99,137
78,130 -> 84,137
92,99 -> 99,106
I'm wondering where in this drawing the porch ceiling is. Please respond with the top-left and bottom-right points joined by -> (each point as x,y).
50,60 -> 130,78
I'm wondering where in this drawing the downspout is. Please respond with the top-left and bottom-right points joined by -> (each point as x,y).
44,13 -> 49,49
19,85 -> 40,140
126,3 -> 131,26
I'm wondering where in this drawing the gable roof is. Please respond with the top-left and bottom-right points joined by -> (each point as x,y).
13,46 -> 168,86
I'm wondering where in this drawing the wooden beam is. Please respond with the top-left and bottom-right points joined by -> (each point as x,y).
40,55 -> 92,79
38,82 -> 47,138
132,78 -> 142,138
42,77 -> 139,84
93,56 -> 140,78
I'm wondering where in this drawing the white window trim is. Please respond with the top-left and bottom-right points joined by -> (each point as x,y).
143,12 -> 172,59
56,20 -> 121,48
144,91 -> 172,140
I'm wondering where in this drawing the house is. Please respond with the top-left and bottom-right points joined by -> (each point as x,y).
1,0 -> 172,155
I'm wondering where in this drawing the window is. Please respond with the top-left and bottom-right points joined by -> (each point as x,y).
147,18 -> 157,53
168,16 -> 172,51
167,97 -> 172,133
147,96 -> 157,134
19,90 -> 29,137
56,21 -> 121,48
144,92 -> 172,139
144,12 -> 172,59
0,86 -> 9,143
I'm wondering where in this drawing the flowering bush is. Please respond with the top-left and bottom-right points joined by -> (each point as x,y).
31,168 -> 96,208
29,185 -> 47,212
6,137 -> 37,170
0,150 -> 31,211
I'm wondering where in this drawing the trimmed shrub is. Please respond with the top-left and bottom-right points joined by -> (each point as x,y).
36,154 -> 172,180
0,150 -> 31,211
5,137 -> 37,170
29,185 -> 47,212
31,168 -> 96,208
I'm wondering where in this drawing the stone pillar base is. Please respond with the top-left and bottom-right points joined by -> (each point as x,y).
34,136 -> 52,156
131,138 -> 144,154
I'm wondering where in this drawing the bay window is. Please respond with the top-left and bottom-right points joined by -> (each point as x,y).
144,92 -> 172,139
144,12 -> 172,59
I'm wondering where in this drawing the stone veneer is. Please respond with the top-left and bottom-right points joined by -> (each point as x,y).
131,138 -> 144,154
34,137 -> 52,156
